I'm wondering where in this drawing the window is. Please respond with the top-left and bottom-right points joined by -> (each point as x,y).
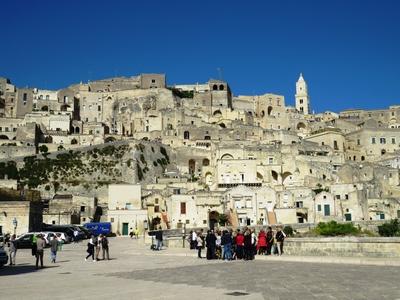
180,202 -> 186,214
23,93 -> 27,101
98,105 -> 101,112
154,206 -> 160,213
80,206 -> 85,212
380,137 -> 386,144
317,204 -> 321,212
324,204 -> 330,216
371,137 -> 376,144
46,95 -> 49,100
344,213 -> 352,221
152,79 -> 156,83
392,138 -> 396,144
336,195 -> 341,200
345,194 -> 349,200
295,201 -> 303,208
185,220 -> 190,224
357,139 -> 360,145
300,99 -> 303,104
155,198 -> 159,204
269,157 -> 273,164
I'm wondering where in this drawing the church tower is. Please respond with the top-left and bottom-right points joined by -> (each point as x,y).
295,73 -> 311,115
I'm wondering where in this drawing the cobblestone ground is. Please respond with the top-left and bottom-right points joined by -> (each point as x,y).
0,238 -> 399,300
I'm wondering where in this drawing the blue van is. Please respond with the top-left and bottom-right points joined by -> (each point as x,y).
83,222 -> 112,236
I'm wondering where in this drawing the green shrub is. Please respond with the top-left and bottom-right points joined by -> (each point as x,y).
378,219 -> 400,237
315,221 -> 359,236
283,226 -> 294,236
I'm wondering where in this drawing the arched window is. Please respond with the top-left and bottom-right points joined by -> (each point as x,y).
71,138 -> 78,145
184,131 -> 190,140
212,84 -> 218,91
219,84 -> 224,91
267,106 -> 273,116
202,158 -> 210,166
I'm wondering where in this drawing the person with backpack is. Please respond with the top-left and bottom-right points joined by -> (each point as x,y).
101,234 -> 110,260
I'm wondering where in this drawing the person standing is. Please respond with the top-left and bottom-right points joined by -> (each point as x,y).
50,236 -> 58,263
155,228 -> 163,250
31,234 -> 37,257
73,229 -> 79,243
134,228 -> 139,239
35,234 -> 46,269
265,227 -> 274,255
95,235 -> 102,261
244,229 -> 253,260
191,230 -> 197,250
85,235 -> 96,261
257,229 -> 267,255
221,230 -> 232,261
276,227 -> 286,256
205,230 -> 216,260
101,234 -> 110,260
8,234 -> 17,266
196,231 -> 203,258
235,230 -> 244,259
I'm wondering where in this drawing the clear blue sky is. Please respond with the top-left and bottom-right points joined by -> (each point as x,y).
1,0 -> 400,112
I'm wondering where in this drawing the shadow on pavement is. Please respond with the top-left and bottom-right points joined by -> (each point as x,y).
0,265 -> 59,276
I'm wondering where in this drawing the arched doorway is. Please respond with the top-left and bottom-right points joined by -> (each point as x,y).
209,211 -> 219,230
297,122 -> 306,130
188,159 -> 196,175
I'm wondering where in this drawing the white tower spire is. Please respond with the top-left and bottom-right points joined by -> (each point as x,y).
295,73 -> 311,115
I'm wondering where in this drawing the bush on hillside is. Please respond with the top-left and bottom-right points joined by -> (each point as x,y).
315,221 -> 359,236
378,219 -> 400,237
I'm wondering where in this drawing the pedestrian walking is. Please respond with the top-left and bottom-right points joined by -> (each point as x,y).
235,229 -> 244,259
101,234 -> 110,260
155,228 -> 163,250
85,235 -> 96,262
50,236 -> 58,263
276,227 -> 286,256
95,235 -> 102,260
8,234 -> 17,266
266,227 -> 274,255
35,234 -> 46,269
221,230 -> 232,261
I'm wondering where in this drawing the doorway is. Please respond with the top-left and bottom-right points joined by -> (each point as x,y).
122,223 -> 129,235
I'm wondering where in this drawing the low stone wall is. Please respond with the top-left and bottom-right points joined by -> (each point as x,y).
284,237 -> 400,258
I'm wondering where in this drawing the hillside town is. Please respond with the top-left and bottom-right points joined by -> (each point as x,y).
1,73 -> 400,237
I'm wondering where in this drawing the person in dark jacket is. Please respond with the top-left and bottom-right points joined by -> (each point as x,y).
221,230 -> 232,261
275,227 -> 286,256
266,227 -> 274,255
205,230 -> 216,260
85,235 -> 96,261
243,229 -> 253,260
155,229 -> 163,250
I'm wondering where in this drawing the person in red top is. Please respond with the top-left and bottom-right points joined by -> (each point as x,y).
235,229 -> 245,259
257,229 -> 267,255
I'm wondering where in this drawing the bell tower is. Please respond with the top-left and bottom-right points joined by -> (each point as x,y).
295,73 -> 310,115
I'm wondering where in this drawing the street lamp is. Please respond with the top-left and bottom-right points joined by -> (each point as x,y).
12,218 -> 17,235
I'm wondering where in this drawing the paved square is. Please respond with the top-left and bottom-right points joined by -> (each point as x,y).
0,238 -> 399,299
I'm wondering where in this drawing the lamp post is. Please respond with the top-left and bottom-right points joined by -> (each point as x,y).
12,218 -> 17,235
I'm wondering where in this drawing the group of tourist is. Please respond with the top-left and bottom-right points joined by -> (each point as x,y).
85,234 -> 110,262
31,233 -> 63,269
189,227 -> 286,260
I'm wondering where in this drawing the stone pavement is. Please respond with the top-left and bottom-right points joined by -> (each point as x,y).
0,237 -> 399,300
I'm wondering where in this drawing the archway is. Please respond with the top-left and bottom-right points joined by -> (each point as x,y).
213,110 -> 222,116
0,135 -> 9,140
271,170 -> 278,182
212,84 -> 218,91
71,138 -> 78,145
75,127 -> 80,134
219,84 -> 224,91
267,106 -> 273,116
209,211 -> 219,230
282,171 -> 293,184
221,153 -> 234,160
44,136 -> 53,143
41,106 -> 48,111
219,123 -> 226,128
297,122 -> 306,130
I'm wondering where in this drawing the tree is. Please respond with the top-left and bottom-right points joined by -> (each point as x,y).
39,145 -> 49,154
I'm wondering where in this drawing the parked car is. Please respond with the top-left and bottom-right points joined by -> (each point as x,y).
0,248 -> 8,267
76,226 -> 91,239
14,233 -> 34,249
41,232 -> 70,244
43,226 -> 83,241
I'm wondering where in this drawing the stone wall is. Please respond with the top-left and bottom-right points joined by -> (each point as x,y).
284,237 -> 400,258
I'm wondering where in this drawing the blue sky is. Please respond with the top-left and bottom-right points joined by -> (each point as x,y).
1,0 -> 400,112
